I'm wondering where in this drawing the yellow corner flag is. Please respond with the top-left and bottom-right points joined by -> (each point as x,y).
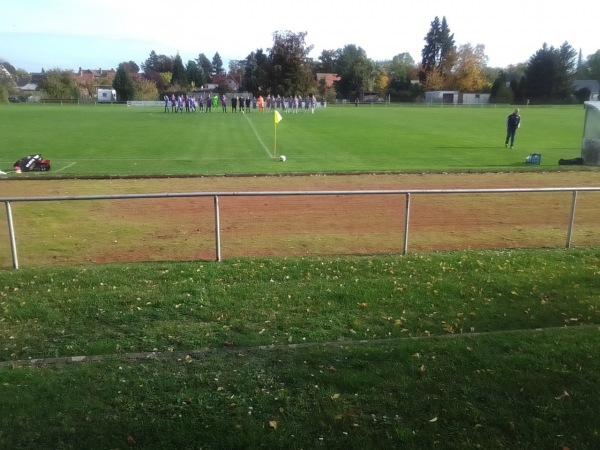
274,110 -> 283,124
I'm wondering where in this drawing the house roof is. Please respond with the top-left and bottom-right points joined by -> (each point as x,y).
574,80 -> 600,92
211,73 -> 240,90
316,73 -> 340,88
77,67 -> 116,78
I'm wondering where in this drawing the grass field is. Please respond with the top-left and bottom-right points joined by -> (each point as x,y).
1,103 -> 599,449
1,250 -> 599,449
0,103 -> 590,176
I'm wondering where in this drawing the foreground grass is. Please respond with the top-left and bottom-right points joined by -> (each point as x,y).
2,328 -> 599,449
1,249 -> 599,448
1,249 -> 599,361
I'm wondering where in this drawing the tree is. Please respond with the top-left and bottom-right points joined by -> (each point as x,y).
420,16 -> 456,88
576,48 -> 586,78
242,49 -> 269,95
267,30 -> 315,96
38,69 -> 79,99
142,51 -> 173,91
451,43 -> 489,92
523,41 -> 577,103
142,50 -> 160,73
315,49 -> 340,73
333,44 -> 374,99
196,53 -> 213,82
0,62 -> 16,102
121,61 -> 140,74
575,86 -> 591,103
422,67 -> 445,91
186,60 -> 204,90
384,53 -> 418,101
583,50 -> 600,81
388,53 -> 416,80
212,52 -> 224,75
159,72 -> 173,88
171,53 -> 188,88
133,78 -> 159,100
112,65 -> 134,101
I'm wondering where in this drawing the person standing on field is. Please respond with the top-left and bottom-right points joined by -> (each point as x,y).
505,108 -> 521,149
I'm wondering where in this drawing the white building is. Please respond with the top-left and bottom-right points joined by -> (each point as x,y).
425,91 -> 490,105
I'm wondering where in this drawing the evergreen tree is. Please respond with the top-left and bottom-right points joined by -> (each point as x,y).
242,49 -> 269,95
212,52 -> 224,75
584,50 -> 600,82
142,50 -> 160,74
524,42 -> 576,103
142,51 -> 173,91
196,53 -> 214,82
186,60 -> 204,89
112,65 -> 134,101
420,16 -> 456,87
171,53 -> 188,88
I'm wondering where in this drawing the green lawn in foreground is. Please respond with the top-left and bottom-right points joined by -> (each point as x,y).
0,103 -> 588,176
1,249 -> 599,448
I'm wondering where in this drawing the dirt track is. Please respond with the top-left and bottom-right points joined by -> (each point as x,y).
1,171 -> 599,266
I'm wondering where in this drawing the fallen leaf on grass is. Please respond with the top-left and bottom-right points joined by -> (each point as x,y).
443,325 -> 454,334
429,417 -> 438,423
331,393 -> 341,400
555,391 -> 570,400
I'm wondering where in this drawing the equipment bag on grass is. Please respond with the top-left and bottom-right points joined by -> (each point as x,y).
13,154 -> 51,172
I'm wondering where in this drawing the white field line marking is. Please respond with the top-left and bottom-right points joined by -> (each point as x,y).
52,162 -> 77,173
242,113 -> 272,158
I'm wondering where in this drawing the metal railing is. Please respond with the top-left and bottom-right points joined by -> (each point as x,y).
2,186 -> 599,269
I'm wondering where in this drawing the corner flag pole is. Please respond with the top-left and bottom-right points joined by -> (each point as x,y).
274,110 -> 282,160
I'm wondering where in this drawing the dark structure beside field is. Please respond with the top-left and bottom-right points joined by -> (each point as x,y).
582,101 -> 600,165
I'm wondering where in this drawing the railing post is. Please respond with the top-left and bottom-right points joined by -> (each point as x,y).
213,195 -> 222,261
566,190 -> 578,249
403,193 -> 411,255
5,201 -> 19,269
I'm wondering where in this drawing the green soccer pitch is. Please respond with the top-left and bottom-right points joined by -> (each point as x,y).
0,103 -> 589,176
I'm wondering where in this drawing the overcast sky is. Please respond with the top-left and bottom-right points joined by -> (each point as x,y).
1,0 -> 598,73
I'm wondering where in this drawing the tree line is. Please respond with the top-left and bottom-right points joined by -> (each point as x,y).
2,18 -> 600,104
